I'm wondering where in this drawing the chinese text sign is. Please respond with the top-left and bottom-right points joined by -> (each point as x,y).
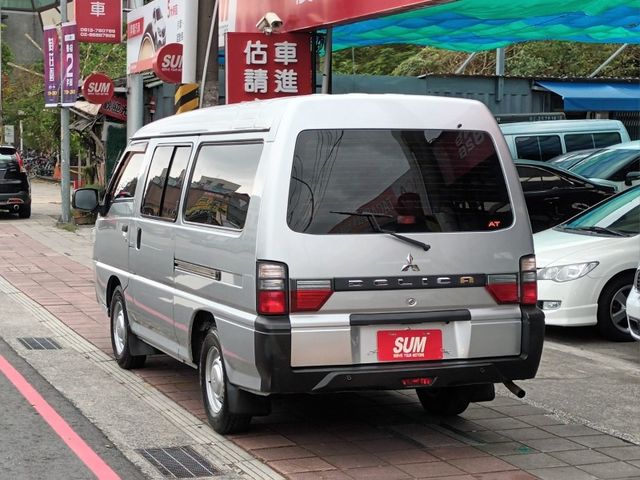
226,33 -> 312,104
43,26 -> 60,107
60,23 -> 80,106
76,0 -> 123,43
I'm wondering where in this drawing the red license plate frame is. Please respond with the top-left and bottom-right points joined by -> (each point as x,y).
377,329 -> 443,362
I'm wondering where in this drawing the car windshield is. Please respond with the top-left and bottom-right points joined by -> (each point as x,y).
571,148 -> 640,179
558,187 -> 640,235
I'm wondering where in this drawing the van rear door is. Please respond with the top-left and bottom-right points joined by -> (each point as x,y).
275,128 -> 534,368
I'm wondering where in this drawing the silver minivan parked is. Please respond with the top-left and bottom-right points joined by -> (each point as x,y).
74,94 -> 544,433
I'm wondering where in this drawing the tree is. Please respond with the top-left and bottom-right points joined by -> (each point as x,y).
332,42 -> 640,79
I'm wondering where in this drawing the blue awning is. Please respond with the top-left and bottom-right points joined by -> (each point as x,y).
536,81 -> 640,112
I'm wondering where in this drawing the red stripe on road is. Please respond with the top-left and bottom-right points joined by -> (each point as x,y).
0,353 -> 121,480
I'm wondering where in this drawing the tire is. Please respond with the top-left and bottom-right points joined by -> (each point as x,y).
199,329 -> 251,434
597,273 -> 634,342
18,204 -> 31,219
416,387 -> 471,416
110,286 -> 146,369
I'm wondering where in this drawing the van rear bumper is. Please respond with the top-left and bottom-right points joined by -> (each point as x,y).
252,306 -> 544,394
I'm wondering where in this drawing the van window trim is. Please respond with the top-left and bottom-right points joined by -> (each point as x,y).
105,142 -> 148,208
182,139 -> 264,232
140,142 -> 194,223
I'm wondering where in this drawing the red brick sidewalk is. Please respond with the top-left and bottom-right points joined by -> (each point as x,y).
5,223 -> 640,480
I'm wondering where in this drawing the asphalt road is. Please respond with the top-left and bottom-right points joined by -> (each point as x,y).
519,326 -> 640,444
0,338 -> 145,480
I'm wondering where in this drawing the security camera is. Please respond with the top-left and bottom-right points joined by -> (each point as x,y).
256,12 -> 283,34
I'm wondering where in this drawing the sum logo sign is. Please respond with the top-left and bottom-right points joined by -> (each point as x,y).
393,336 -> 427,356
82,72 -> 114,104
153,43 -> 184,84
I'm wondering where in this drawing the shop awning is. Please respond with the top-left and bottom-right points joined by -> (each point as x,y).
332,0 -> 640,52
536,81 -> 640,112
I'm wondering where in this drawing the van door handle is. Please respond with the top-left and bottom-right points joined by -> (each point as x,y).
136,228 -> 142,249
121,224 -> 128,232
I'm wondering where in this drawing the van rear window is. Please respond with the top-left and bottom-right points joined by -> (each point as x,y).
287,129 -> 513,234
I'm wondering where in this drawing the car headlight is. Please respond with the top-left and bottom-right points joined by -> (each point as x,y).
537,262 -> 599,282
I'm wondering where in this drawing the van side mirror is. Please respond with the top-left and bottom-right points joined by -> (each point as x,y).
72,188 -> 99,212
625,171 -> 640,186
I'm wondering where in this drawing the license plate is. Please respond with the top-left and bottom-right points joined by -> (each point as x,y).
377,329 -> 443,362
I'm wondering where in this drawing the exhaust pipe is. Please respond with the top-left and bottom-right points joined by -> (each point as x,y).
503,380 -> 526,398
12,204 -> 19,212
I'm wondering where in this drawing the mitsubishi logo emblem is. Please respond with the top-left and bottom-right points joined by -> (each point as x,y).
401,253 -> 420,272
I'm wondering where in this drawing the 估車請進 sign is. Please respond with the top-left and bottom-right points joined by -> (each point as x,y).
43,25 -> 60,107
225,32 -> 312,104
76,0 -> 122,43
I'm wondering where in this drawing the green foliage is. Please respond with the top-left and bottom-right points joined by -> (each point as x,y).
333,42 -> 640,79
332,45 -> 423,75
79,42 -> 126,79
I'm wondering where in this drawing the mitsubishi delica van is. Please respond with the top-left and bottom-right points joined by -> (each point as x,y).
73,94 -> 544,434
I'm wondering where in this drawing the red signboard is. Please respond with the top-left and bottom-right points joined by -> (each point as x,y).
100,95 -> 127,121
152,43 -> 183,84
377,329 -> 443,362
82,72 -> 115,104
76,0 -> 122,43
231,0 -> 435,33
226,32 -> 312,104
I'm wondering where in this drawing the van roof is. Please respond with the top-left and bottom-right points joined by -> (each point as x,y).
132,94 -> 491,139
499,119 -> 626,135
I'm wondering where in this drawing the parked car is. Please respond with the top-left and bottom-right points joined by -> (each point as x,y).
627,264 -> 640,341
568,141 -> 640,191
500,119 -> 630,162
535,186 -> 640,341
514,159 -> 616,233
548,148 -> 600,170
0,145 -> 31,218
73,94 -> 544,433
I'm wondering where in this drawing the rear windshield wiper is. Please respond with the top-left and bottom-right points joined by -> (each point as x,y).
563,225 -> 627,237
330,210 -> 431,251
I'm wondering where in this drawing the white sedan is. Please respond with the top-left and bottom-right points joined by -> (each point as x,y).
534,186 -> 640,341
628,265 -> 640,341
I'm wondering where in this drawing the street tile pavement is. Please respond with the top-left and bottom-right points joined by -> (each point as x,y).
2,217 -> 640,480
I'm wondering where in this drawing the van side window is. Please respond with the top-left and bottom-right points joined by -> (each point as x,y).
141,145 -> 192,221
184,143 -> 262,229
566,132 -> 622,151
515,135 -> 562,161
109,151 -> 145,201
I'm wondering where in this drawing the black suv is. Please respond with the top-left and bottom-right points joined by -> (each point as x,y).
0,146 -> 31,218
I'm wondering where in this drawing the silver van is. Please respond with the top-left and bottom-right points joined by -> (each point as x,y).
500,119 -> 630,161
74,94 -> 544,433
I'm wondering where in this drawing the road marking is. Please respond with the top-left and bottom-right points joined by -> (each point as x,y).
0,353 -> 121,480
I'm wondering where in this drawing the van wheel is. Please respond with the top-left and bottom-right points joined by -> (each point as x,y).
597,274 -> 634,342
110,286 -> 146,369
416,387 -> 471,416
200,329 -> 251,434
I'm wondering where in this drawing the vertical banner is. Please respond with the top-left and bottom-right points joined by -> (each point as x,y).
76,0 -> 123,43
43,25 -> 60,107
60,22 -> 80,106
225,32 -> 312,104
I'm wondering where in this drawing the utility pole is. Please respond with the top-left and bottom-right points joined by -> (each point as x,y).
60,0 -> 70,223
127,0 -> 145,140
197,0 -> 219,108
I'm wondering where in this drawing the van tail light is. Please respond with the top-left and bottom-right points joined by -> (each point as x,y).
520,255 -> 537,305
291,280 -> 333,312
257,261 -> 288,315
485,256 -> 538,305
485,274 -> 519,304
